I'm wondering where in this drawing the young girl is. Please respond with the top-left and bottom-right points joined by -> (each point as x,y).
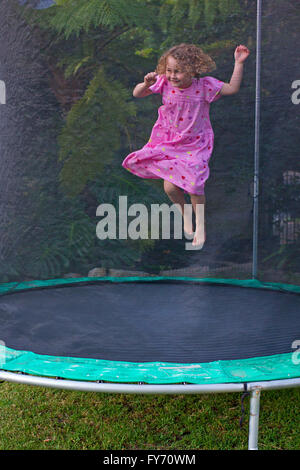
122,43 -> 250,247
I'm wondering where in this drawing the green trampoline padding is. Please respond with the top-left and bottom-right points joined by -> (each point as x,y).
0,346 -> 299,385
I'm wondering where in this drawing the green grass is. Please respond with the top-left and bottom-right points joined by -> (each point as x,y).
0,383 -> 299,450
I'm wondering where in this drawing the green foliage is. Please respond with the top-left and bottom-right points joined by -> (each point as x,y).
49,0 -> 154,38
0,197 -> 94,281
134,48 -> 156,59
218,0 -> 241,18
58,67 -> 136,196
262,241 -> 300,271
156,0 -> 240,34
204,0 -> 241,26
204,0 -> 220,27
89,168 -> 163,270
187,0 -> 205,28
3,0 -> 249,283
7,0 -> 298,283
58,38 -> 96,78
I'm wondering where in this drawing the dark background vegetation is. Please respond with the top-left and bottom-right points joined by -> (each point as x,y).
0,0 -> 299,282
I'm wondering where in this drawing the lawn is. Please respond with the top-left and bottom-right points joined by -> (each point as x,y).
0,382 -> 299,450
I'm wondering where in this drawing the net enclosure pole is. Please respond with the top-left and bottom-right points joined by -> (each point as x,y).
248,387 -> 261,450
252,0 -> 262,279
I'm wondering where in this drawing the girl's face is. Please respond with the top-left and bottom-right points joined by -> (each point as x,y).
165,56 -> 193,89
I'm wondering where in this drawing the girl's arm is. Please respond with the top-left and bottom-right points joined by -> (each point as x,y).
133,82 -> 153,98
220,45 -> 250,96
133,72 -> 157,98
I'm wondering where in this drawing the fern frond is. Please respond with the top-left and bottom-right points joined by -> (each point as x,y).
50,0 -> 153,39
204,0 -> 219,26
188,0 -> 205,28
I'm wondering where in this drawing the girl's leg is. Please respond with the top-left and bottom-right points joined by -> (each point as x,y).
189,193 -> 206,247
163,180 -> 193,235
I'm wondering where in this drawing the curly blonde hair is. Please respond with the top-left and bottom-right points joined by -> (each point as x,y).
155,43 -> 216,79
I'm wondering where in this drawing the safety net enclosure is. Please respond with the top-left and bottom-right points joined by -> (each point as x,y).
0,0 -> 299,445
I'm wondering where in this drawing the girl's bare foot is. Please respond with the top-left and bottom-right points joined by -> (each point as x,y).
192,227 -> 206,248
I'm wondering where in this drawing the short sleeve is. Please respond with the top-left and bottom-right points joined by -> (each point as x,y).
149,74 -> 167,95
202,76 -> 224,103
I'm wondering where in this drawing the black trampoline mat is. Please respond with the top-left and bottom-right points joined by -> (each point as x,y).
0,282 -> 299,363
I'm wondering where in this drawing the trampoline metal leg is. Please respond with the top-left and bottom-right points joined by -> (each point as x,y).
248,387 -> 261,450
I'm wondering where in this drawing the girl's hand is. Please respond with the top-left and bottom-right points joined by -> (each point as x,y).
234,45 -> 250,64
144,72 -> 158,88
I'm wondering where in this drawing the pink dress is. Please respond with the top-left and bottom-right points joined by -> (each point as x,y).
122,74 -> 224,195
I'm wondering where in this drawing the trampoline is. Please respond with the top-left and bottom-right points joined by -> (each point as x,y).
0,276 -> 299,450
0,0 -> 300,451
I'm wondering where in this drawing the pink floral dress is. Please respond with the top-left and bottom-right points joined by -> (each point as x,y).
122,74 -> 224,195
